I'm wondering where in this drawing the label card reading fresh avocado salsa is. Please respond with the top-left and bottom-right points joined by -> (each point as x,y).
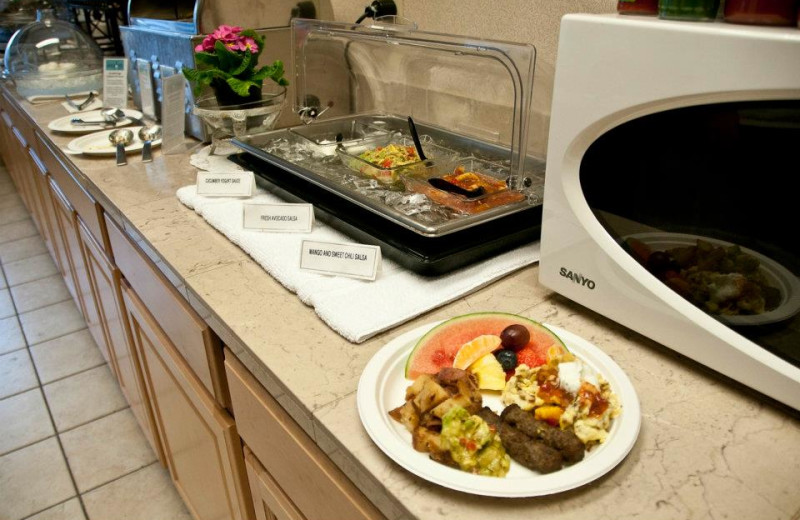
300,240 -> 381,281
196,171 -> 255,197
243,203 -> 314,232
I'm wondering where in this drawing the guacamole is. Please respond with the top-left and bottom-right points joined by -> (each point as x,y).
441,406 -> 510,477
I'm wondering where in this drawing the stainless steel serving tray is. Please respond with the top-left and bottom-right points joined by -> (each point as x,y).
232,114 -> 545,238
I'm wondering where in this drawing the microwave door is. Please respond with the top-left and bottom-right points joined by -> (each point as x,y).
580,99 -> 800,372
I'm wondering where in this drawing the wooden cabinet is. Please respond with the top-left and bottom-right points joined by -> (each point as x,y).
225,352 -> 385,520
122,283 -> 253,520
2,87 -> 387,520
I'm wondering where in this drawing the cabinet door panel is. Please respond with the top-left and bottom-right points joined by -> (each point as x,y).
75,217 -> 112,366
48,178 -> 81,308
244,446 -> 305,520
122,284 -> 252,520
28,151 -> 60,268
10,127 -> 35,214
80,224 -> 165,463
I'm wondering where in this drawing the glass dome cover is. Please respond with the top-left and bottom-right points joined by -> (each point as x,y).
3,9 -> 103,97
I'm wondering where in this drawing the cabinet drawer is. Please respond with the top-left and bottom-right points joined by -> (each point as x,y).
225,352 -> 385,520
36,133 -> 107,252
105,213 -> 226,403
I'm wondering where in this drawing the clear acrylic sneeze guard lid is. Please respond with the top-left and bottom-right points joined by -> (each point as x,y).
233,18 -> 541,239
291,17 -> 537,188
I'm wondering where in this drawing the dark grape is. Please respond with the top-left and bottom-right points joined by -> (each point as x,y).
494,349 -> 518,372
500,324 -> 530,351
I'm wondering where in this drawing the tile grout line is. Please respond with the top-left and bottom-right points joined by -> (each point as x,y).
77,459 -> 162,498
17,496 -> 77,520
0,241 -> 92,520
55,403 -> 131,436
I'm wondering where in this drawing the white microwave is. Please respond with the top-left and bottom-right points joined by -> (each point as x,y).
539,14 -> 800,411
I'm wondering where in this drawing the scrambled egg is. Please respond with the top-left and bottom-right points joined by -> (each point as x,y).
501,356 -> 621,447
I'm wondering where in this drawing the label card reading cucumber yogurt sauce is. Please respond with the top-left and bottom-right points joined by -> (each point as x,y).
300,240 -> 382,281
243,203 -> 314,232
196,171 -> 255,197
103,58 -> 128,109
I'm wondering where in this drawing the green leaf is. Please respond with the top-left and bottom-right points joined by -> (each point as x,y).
181,67 -> 200,82
231,51 -> 253,76
214,40 -> 243,73
226,77 -> 258,97
251,60 -> 288,86
193,51 -> 219,68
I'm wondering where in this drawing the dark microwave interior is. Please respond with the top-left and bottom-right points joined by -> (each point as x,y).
580,100 -> 800,370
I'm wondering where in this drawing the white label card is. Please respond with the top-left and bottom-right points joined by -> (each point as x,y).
160,73 -> 186,154
243,203 -> 314,232
102,58 -> 128,109
136,59 -> 156,119
300,240 -> 381,281
196,171 -> 255,197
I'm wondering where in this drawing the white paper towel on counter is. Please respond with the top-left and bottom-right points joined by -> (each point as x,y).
176,184 -> 539,343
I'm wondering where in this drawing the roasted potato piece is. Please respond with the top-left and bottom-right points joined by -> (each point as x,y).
405,374 -> 433,401
412,426 -> 444,454
412,377 -> 451,414
388,400 -> 419,433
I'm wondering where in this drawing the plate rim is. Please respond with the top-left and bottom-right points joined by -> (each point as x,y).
356,319 -> 641,497
48,108 -> 144,134
66,126 -> 162,156
625,231 -> 800,326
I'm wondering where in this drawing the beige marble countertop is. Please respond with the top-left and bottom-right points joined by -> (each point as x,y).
7,89 -> 800,520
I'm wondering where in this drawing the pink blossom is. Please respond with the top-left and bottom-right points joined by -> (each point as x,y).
194,25 -> 257,55
211,25 -> 242,42
195,34 -> 216,53
240,37 -> 258,53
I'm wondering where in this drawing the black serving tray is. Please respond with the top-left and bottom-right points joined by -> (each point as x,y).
228,152 -> 541,276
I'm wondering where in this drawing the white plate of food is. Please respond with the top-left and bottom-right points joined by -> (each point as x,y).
48,108 -> 143,134
67,127 -> 161,157
357,319 -> 640,497
625,232 -> 800,326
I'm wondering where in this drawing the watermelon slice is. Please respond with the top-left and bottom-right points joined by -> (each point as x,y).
405,312 -> 567,379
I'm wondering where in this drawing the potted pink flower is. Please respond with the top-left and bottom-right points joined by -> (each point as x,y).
182,25 -> 288,106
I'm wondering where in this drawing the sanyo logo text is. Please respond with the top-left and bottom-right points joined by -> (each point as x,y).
559,267 -> 596,290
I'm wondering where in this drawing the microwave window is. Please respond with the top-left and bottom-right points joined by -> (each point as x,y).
580,100 -> 800,370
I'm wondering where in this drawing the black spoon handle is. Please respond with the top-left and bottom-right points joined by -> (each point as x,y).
407,116 -> 427,161
428,177 -> 485,198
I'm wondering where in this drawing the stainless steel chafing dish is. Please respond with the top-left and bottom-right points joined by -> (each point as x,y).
119,0 -> 317,138
232,18 -> 543,275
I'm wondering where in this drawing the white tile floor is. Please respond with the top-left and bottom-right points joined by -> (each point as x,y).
0,161 -> 191,520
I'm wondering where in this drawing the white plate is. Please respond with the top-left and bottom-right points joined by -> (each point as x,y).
357,321 -> 641,497
627,232 -> 800,326
48,108 -> 143,134
67,127 -> 162,157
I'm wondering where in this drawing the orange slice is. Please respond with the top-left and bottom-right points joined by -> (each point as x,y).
452,335 -> 502,370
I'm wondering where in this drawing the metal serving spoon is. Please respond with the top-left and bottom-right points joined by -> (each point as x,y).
138,125 -> 162,163
71,108 -> 126,127
64,91 -> 95,111
109,128 -> 133,166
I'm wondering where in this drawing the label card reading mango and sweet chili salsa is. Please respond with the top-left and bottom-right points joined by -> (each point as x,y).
300,240 -> 381,281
